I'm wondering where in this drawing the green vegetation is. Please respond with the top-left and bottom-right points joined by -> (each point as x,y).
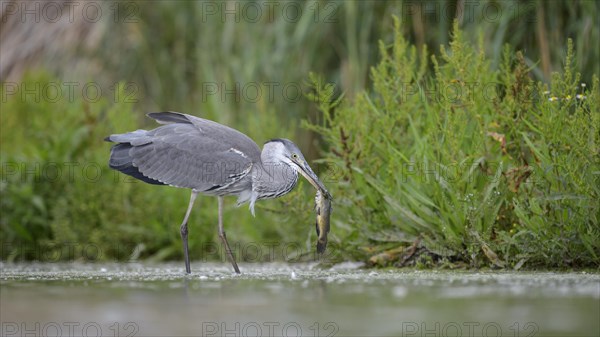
305,20 -> 599,269
1,2 -> 598,269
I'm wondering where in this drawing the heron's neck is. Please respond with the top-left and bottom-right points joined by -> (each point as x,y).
242,148 -> 299,216
254,162 -> 298,199
253,151 -> 299,200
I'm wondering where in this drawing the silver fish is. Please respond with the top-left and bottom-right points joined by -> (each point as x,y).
315,189 -> 332,254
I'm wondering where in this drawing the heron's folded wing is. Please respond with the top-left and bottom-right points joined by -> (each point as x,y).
147,112 -> 261,162
130,124 -> 254,191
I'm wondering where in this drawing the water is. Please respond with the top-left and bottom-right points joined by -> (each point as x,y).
1,262 -> 598,336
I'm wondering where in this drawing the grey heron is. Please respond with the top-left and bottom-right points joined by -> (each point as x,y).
105,111 -> 331,274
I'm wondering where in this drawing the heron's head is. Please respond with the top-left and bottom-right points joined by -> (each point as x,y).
263,139 -> 331,197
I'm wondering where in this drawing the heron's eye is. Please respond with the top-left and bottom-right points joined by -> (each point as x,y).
291,153 -> 298,159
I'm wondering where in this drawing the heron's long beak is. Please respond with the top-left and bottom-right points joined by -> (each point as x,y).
295,160 -> 331,199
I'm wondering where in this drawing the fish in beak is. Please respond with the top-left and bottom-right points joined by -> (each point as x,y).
315,189 -> 332,254
290,156 -> 333,254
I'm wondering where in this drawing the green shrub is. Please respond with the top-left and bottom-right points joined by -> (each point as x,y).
305,19 -> 599,269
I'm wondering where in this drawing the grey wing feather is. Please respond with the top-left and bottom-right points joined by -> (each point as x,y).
147,112 -> 260,158
146,112 -> 192,125
147,112 -> 261,161
105,129 -> 152,146
108,112 -> 261,191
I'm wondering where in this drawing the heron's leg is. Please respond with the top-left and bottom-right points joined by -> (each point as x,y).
180,191 -> 198,274
218,196 -> 240,274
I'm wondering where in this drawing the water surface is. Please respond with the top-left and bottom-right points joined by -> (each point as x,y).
1,262 -> 598,336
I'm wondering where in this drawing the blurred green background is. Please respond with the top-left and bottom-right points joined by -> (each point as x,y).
1,0 -> 598,268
